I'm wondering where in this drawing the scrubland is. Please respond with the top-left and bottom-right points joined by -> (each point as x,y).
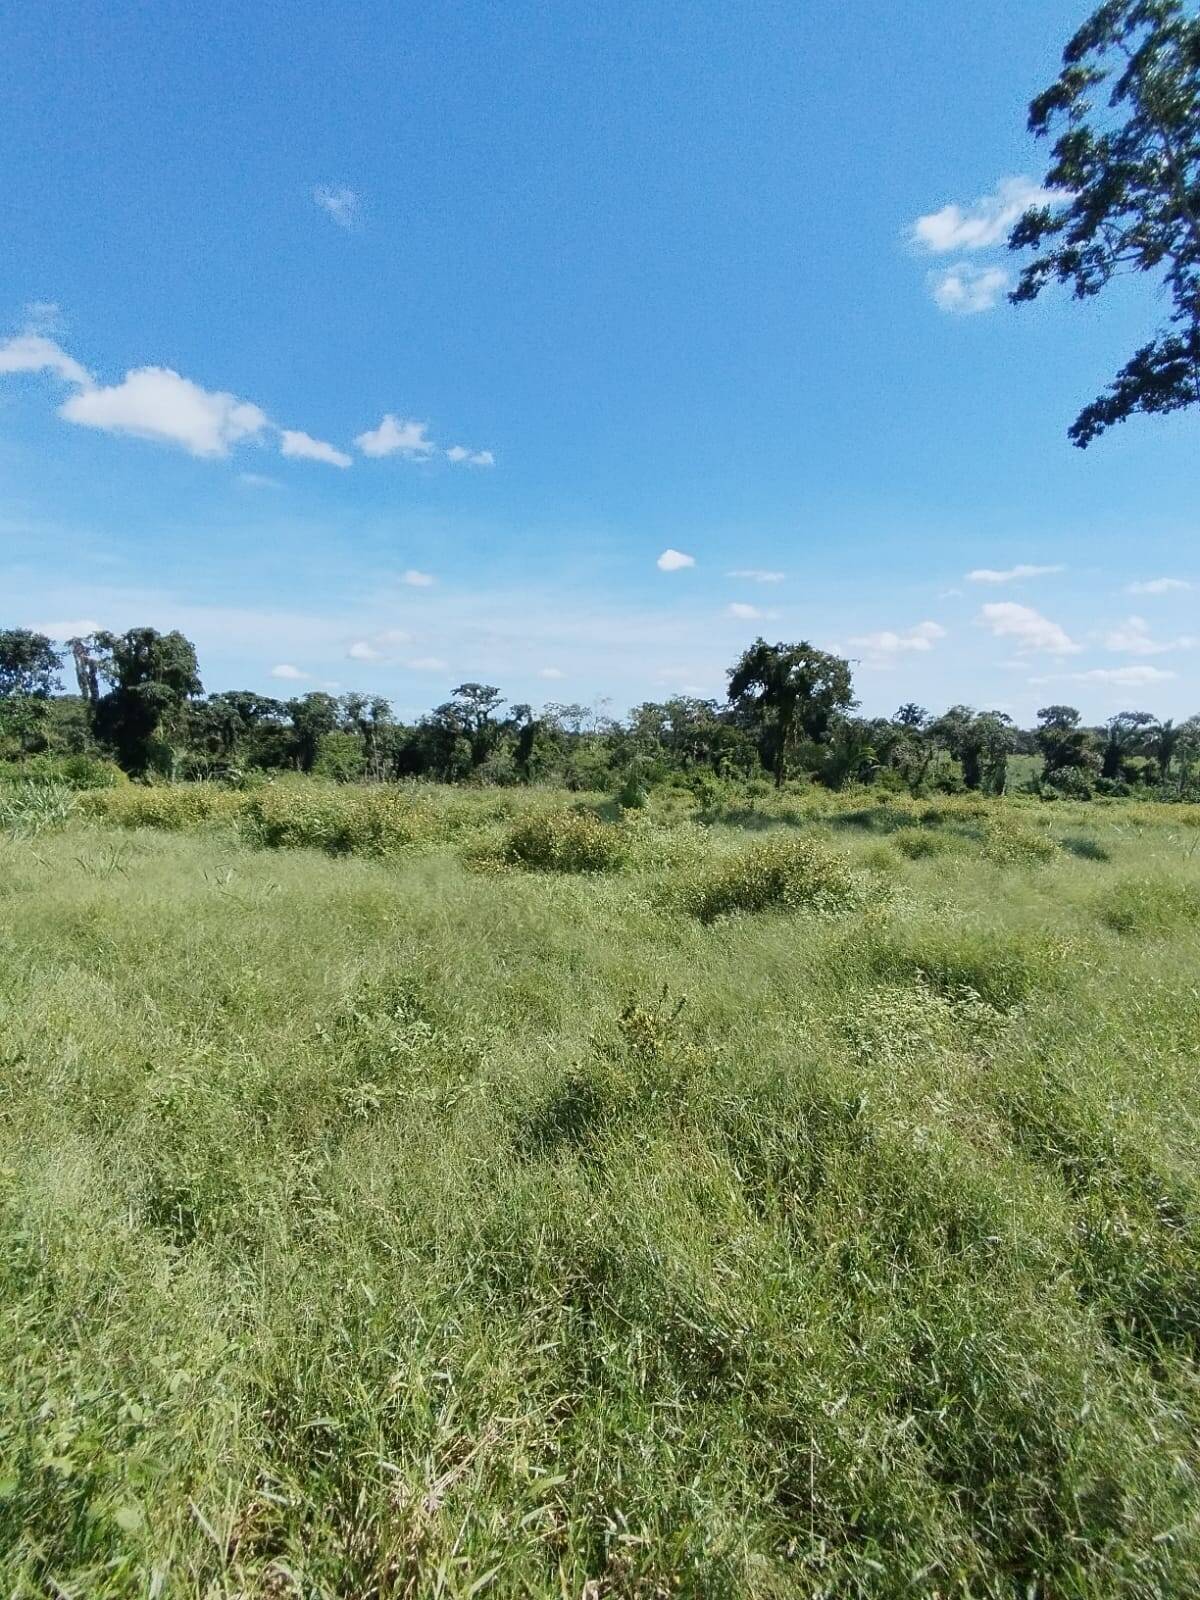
2,778 -> 1200,1596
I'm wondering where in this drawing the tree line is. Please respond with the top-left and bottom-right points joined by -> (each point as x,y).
2,625 -> 1199,799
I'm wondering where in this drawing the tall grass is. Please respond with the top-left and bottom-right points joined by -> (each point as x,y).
1,786 -> 1198,1594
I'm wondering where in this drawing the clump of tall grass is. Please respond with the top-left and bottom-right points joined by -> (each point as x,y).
677,834 -> 870,921
80,782 -> 246,831
1098,875 -> 1200,936
501,808 -> 627,872
0,779 -> 75,838
242,783 -> 436,857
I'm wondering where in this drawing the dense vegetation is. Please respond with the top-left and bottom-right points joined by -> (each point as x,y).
3,625 -> 1199,802
2,775 -> 1199,1595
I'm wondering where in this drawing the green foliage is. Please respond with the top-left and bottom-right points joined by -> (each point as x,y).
1011,0 -> 1200,444
1,790 -> 1199,1593
0,780 -> 74,837
727,637 -> 855,788
1098,874 -> 1200,935
0,753 -> 127,790
678,833 -> 867,921
502,808 -> 626,872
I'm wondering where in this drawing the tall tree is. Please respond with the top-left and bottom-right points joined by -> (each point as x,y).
1036,704 -> 1095,780
287,692 -> 340,773
1010,0 -> 1200,444
89,628 -> 203,774
1101,708 -> 1157,777
0,629 -> 62,754
727,639 -> 855,787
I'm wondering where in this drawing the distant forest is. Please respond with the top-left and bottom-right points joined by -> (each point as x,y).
2,625 -> 1198,800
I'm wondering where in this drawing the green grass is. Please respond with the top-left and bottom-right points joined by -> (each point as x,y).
2,784 -> 1200,1595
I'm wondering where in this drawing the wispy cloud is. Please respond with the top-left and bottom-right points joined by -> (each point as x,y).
539,666 -> 565,679
913,176 -> 1064,254
979,601 -> 1080,655
1072,665 -> 1176,687
313,184 -> 359,229
238,471 -> 283,490
727,568 -> 785,584
445,444 -> 495,467
270,663 -> 306,681
0,332 -> 91,387
1127,577 -> 1192,595
1104,615 -> 1196,656
355,414 -> 436,459
849,621 -> 946,657
657,549 -> 695,572
967,563 -> 1065,585
279,429 -> 352,468
929,264 -> 1011,315
406,655 -> 448,672
402,569 -> 435,588
728,601 -> 770,620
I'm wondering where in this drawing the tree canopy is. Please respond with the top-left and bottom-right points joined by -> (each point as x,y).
1011,0 -> 1200,444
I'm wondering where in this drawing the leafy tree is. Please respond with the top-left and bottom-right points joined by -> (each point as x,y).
0,629 -> 61,698
727,639 -> 855,788
0,629 -> 62,754
1010,0 -> 1200,444
1101,708 -> 1157,776
894,702 -> 928,729
449,683 -> 505,768
1153,716 -> 1184,781
287,692 -> 340,773
339,693 -> 393,777
1036,704 -> 1096,780
88,628 -> 203,774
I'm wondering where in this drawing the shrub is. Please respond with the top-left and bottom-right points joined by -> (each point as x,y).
892,826 -> 956,860
679,835 -> 867,922
0,753 -> 127,790
864,926 -> 1066,1011
502,808 -> 626,872
243,784 -> 433,857
1098,876 -> 1200,937
979,816 -> 1056,865
80,784 -> 246,831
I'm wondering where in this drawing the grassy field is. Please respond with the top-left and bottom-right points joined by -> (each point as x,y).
3,782 -> 1200,1596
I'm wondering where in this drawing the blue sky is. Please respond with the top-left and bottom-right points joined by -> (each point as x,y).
1,0 -> 1196,723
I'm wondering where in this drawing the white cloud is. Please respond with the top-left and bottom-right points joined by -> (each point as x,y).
270,663 -> 306,680
966,563 -> 1065,584
539,666 -> 565,679
313,185 -> 359,228
657,549 -> 695,572
1127,577 -> 1192,595
355,414 -> 436,458
238,471 -> 283,489
1072,665 -> 1176,687
406,655 -> 448,671
402,569 -> 435,588
979,601 -> 1080,655
1104,615 -> 1196,655
279,428 -> 352,468
913,177 -> 1064,253
35,617 -> 100,639
0,332 -> 92,387
346,628 -> 413,662
728,601 -> 767,620
61,366 -> 269,457
727,568 -> 785,583
849,620 -> 946,655
930,263 -> 1011,315
446,444 -> 495,466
